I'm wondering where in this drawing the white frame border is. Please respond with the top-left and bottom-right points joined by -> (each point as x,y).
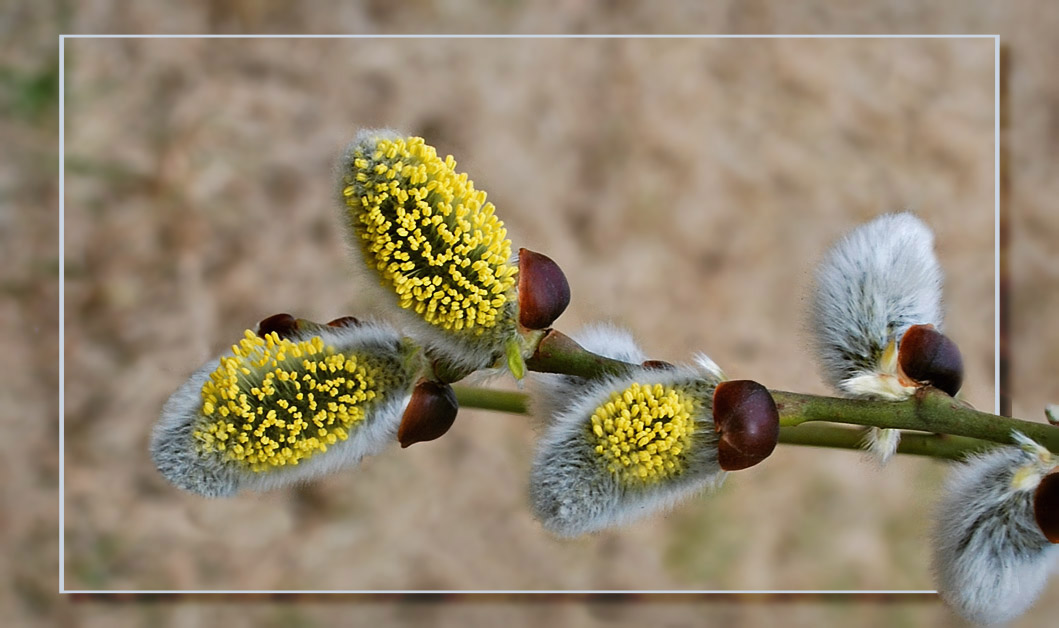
58,33 -> 1002,594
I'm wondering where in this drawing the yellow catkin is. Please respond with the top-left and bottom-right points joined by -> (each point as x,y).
587,382 -> 697,484
343,136 -> 517,335
192,330 -> 389,472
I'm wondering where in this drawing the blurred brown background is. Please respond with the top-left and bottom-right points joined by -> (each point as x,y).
5,0 -> 1059,626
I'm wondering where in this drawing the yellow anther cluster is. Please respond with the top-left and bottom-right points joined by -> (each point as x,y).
343,136 -> 517,335
193,330 -> 388,471
587,382 -> 697,484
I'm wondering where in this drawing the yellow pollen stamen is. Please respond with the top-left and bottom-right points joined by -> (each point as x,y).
586,382 -> 697,485
191,330 -> 398,472
344,136 -> 517,335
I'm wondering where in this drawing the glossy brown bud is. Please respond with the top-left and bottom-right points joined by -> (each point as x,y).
517,248 -> 571,330
256,313 -> 299,339
326,316 -> 361,328
712,380 -> 780,471
641,360 -> 676,371
898,324 -> 964,397
1035,471 -> 1059,544
397,379 -> 459,448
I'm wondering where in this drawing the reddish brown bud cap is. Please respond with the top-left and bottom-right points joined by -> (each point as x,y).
326,316 -> 361,329
398,380 -> 459,448
517,248 -> 571,330
257,313 -> 299,339
1035,472 -> 1059,544
898,324 -> 964,397
712,380 -> 780,471
641,360 -> 676,371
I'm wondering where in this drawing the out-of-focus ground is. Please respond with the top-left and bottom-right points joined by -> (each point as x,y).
4,0 -> 1059,626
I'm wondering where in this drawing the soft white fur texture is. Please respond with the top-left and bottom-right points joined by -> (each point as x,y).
809,212 -> 944,463
529,348 -> 727,538
810,212 -> 944,388
932,433 -> 1058,625
861,425 -> 903,467
150,319 -> 416,497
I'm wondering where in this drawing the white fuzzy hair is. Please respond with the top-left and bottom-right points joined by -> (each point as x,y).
861,426 -> 904,466
528,359 -> 727,537
810,212 -> 943,390
931,433 -> 1058,625
809,212 -> 944,463
335,129 -> 520,375
150,319 -> 416,497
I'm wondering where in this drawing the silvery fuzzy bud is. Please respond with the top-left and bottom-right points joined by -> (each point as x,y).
932,432 -> 1059,625
809,212 -> 960,463
528,352 -> 730,537
151,318 -> 419,497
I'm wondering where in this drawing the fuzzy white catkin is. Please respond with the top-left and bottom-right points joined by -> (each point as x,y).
529,367 -> 725,537
810,212 -> 943,389
809,212 -> 944,462
932,434 -> 1059,625
528,324 -> 726,537
151,320 -> 414,497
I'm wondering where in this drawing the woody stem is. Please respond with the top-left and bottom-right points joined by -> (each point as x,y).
449,329 -> 1059,460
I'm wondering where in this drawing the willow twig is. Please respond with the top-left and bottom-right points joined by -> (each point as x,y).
450,329 -> 1059,460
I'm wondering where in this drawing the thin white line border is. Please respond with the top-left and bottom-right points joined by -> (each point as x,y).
58,32 -> 1002,595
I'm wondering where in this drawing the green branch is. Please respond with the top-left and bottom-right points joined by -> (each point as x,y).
771,389 -> 1059,454
774,424 -> 993,460
452,386 -> 529,414
453,385 -> 1005,460
450,329 -> 1059,461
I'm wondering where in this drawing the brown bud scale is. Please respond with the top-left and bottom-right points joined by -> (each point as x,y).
517,248 -> 571,330
326,316 -> 361,328
898,324 -> 964,397
641,360 -> 676,371
257,313 -> 299,339
1035,471 -> 1059,544
398,379 -> 459,448
712,380 -> 780,471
